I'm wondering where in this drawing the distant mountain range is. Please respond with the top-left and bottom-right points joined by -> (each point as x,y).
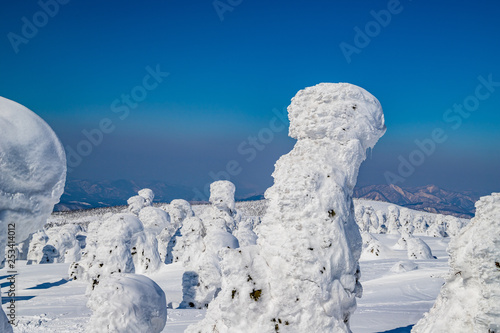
56,180 -> 479,218
353,184 -> 479,218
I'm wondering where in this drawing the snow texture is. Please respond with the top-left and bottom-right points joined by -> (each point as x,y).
412,193 -> 500,333
188,82 -> 386,333
86,273 -> 167,333
0,97 -> 66,332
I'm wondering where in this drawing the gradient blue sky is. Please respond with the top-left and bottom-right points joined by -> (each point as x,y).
1,0 -> 499,199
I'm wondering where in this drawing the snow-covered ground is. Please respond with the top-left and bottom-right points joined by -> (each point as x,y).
1,231 -> 450,332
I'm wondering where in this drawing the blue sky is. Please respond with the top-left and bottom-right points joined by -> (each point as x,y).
1,0 -> 499,199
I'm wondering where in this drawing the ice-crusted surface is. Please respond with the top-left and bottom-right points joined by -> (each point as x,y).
86,273 -> 167,333
188,83 -> 386,333
0,97 -> 66,333
412,193 -> 500,333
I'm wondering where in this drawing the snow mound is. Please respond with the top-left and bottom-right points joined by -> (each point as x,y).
360,232 -> 390,260
407,237 -> 434,260
188,83 -> 385,333
86,273 -> 167,333
412,193 -> 500,333
390,260 -> 418,273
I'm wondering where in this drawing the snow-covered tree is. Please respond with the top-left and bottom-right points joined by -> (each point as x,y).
0,97 -> 66,332
180,181 -> 239,309
407,236 -> 434,260
69,213 -> 143,292
127,188 -> 154,215
45,224 -> 83,263
188,83 -> 386,332
86,273 -> 167,333
171,216 -> 206,263
135,206 -> 168,272
386,205 -> 401,234
360,232 -> 388,260
163,199 -> 193,263
232,216 -> 259,247
412,193 -> 500,333
26,230 -> 49,264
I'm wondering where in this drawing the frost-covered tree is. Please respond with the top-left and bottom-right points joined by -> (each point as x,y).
69,213 -> 143,292
127,188 -> 154,215
412,193 -> 500,333
0,97 -> 66,332
135,206 -> 168,272
180,181 -> 239,309
188,83 -> 386,332
45,224 -> 83,263
386,205 -> 401,234
232,216 -> 259,247
163,199 -> 193,263
171,216 -> 206,263
86,273 -> 167,333
26,230 -> 49,264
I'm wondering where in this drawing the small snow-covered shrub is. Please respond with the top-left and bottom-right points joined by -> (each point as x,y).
86,273 -> 167,333
412,193 -> 500,333
361,232 -> 388,260
407,237 -> 434,260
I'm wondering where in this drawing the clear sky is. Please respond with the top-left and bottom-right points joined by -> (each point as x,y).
1,0 -> 499,199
